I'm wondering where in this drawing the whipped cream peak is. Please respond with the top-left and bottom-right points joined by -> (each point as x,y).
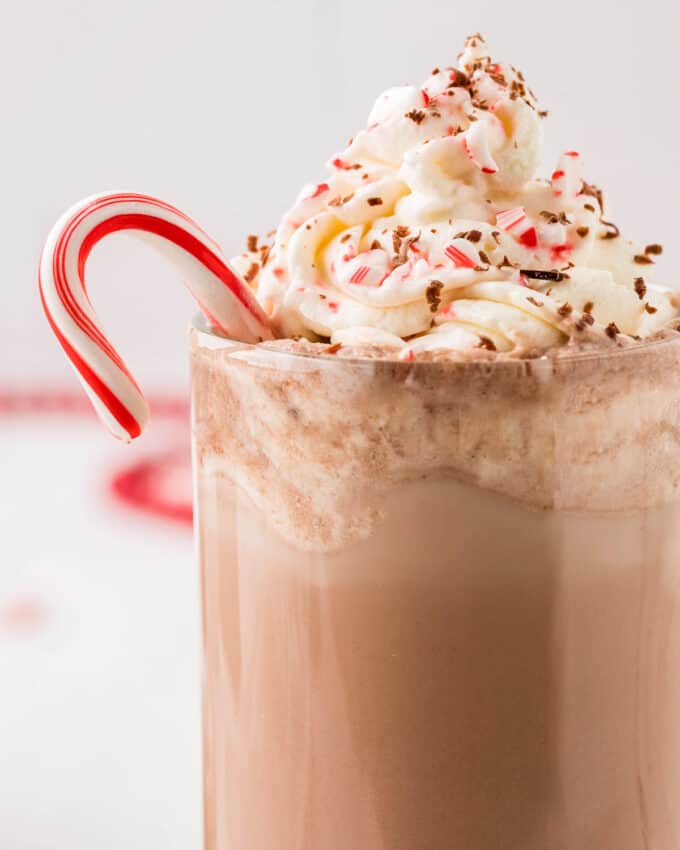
231,36 -> 676,358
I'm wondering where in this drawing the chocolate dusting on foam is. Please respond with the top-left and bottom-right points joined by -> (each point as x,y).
634,278 -> 647,300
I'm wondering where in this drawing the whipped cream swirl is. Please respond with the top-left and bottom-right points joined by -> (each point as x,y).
232,34 -> 676,357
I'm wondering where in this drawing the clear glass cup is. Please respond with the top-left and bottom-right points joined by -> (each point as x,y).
191,319 -> 680,850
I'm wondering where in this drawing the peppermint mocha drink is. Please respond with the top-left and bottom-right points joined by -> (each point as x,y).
192,32 -> 680,850
193,333 -> 680,850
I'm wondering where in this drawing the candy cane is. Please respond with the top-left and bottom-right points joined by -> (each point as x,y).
39,192 -> 274,442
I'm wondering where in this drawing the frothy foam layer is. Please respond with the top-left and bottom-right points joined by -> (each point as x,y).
192,331 -> 680,551
231,34 -> 678,359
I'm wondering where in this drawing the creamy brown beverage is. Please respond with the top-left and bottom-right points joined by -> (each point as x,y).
191,33 -> 680,850
193,331 -> 680,850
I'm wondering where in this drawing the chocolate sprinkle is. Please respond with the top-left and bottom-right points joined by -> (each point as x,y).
477,335 -> 497,351
405,109 -> 426,124
244,262 -> 259,284
520,269 -> 566,282
599,219 -> 620,240
425,280 -> 444,313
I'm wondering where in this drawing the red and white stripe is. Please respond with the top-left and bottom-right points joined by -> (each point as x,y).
461,121 -> 498,175
496,206 -> 538,251
39,192 -> 274,442
445,240 -> 479,269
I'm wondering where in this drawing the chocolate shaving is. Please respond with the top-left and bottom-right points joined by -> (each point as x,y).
576,226 -> 590,238
634,278 -> 647,300
477,335 -> 497,351
243,262 -> 259,284
370,239 -> 382,250
581,181 -> 604,212
634,254 -> 654,265
425,280 -> 444,313
526,296 -> 544,307
340,233 -> 352,243
467,229 -> 482,243
583,301 -> 594,314
367,197 -> 383,206
405,109 -> 426,124
538,110 -> 549,118
557,303 -> 573,317
246,234 -> 258,253
645,304 -> 658,314
583,203 -> 596,213
599,219 -> 620,240
645,243 -> 663,255
478,250 -> 491,265
325,343 -> 343,354
259,244 -> 271,267
520,269 -> 566,282
540,210 -> 570,225
605,322 -> 620,339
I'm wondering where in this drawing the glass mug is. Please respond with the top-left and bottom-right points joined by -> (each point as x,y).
191,319 -> 680,850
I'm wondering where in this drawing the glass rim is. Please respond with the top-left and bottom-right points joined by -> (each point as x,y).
190,313 -> 680,369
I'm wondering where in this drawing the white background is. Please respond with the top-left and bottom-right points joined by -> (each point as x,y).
1,0 -> 679,847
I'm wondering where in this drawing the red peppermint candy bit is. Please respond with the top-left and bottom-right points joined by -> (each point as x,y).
399,348 -> 416,362
565,151 -> 580,157
551,244 -> 572,261
332,158 -> 357,170
273,267 -> 285,278
349,266 -> 370,284
445,244 -> 477,268
518,227 -> 538,248
422,89 -> 431,106
552,170 -> 565,180
308,183 -> 330,199
496,207 -> 527,231
328,301 -> 339,312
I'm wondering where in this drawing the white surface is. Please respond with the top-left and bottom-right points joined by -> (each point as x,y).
0,413 -> 200,850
